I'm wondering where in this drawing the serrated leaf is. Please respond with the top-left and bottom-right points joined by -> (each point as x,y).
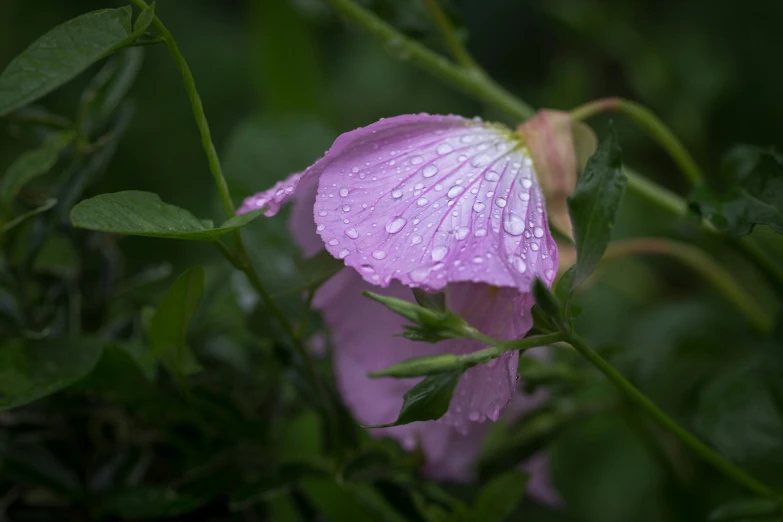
567,126 -> 627,290
691,146 -> 783,236
149,267 -> 205,377
1,133 -> 72,213
70,191 -> 262,240
0,337 -> 104,410
367,371 -> 461,428
0,7 -> 137,115
471,470 -> 529,522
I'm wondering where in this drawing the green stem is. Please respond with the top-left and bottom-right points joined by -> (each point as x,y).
325,0 -> 534,121
604,237 -> 773,333
421,0 -> 477,69
127,0 -> 235,217
571,97 -> 704,185
567,334 -> 775,498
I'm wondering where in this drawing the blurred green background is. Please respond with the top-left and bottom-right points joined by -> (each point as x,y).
2,0 -> 783,521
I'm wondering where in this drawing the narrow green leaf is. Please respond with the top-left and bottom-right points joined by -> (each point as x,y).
368,354 -> 461,378
567,126 -> 627,289
0,198 -> 57,235
0,337 -> 104,410
149,266 -> 205,377
1,133 -> 72,212
471,470 -> 529,522
0,8 -> 136,115
366,371 -> 461,428
99,487 -> 206,520
709,498 -> 780,521
70,191 -> 262,240
133,2 -> 156,34
412,288 -> 446,312
532,278 -> 566,331
691,146 -> 783,236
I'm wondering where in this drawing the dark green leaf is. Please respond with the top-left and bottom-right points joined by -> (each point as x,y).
532,278 -> 567,331
70,191 -> 262,240
99,487 -> 206,520
230,460 -> 331,510
367,371 -> 461,428
149,266 -> 205,377
295,249 -> 344,290
690,146 -> 783,236
133,2 -> 156,33
412,288 -> 446,312
471,470 -> 529,522
0,132 -> 72,212
0,7 -> 136,115
709,498 -> 780,521
0,337 -> 104,410
0,197 -> 57,235
567,126 -> 627,289
0,442 -> 82,498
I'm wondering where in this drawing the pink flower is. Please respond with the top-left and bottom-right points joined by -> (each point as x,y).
240,114 -> 559,500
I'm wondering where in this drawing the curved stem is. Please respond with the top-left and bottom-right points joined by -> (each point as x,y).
127,0 -> 235,217
325,0 -> 534,121
567,334 -> 775,498
571,97 -> 704,186
421,0 -> 477,69
604,237 -> 773,333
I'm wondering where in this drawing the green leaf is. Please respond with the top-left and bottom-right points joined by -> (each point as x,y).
0,337 -> 104,410
532,278 -> 567,331
99,487 -> 206,520
70,191 -> 262,240
149,266 -> 205,377
133,2 -> 156,33
471,470 -> 529,522
709,498 -> 780,521
566,126 -> 627,290
0,198 -> 57,235
295,249 -> 344,291
412,288 -> 446,313
0,7 -> 137,116
690,146 -> 783,236
366,371 -> 461,428
0,133 -> 72,213
230,460 -> 331,510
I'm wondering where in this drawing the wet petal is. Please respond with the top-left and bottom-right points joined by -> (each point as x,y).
238,171 -> 304,216
310,114 -> 558,292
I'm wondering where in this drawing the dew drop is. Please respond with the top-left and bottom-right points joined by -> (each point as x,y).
531,243 -> 539,251
495,197 -> 507,208
522,178 -> 533,189
447,186 -> 463,198
472,256 -> 484,264
468,410 -> 481,422
455,226 -> 470,240
432,246 -> 448,262
503,213 -> 526,236
391,189 -> 403,199
360,264 -> 375,273
339,188 -> 349,197
328,238 -> 339,246
534,226 -> 544,238
423,165 -> 439,178
409,266 -> 430,282
385,217 -> 407,234
317,224 -> 325,232
484,170 -> 500,181
475,229 -> 487,237
411,155 -> 423,165
345,228 -> 358,239
436,143 -> 453,155
460,134 -> 473,144
510,255 -> 527,273
319,210 -> 328,216
411,234 -> 423,245
417,197 -> 428,206
473,202 -> 485,212
372,250 -> 387,260
519,192 -> 530,201
338,248 -> 350,259
342,205 -> 350,212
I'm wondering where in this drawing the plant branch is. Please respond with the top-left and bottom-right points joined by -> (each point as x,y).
604,237 -> 773,333
566,334 -> 775,498
421,0 -> 477,69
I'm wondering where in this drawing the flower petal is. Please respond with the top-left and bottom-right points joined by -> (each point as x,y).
310,114 -> 558,292
238,171 -> 305,217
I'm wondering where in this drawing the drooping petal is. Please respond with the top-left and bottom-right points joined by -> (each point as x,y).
238,171 -> 304,216
312,114 -> 558,293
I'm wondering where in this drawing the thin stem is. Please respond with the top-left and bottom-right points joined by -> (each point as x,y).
604,238 -> 773,333
325,0 -> 534,121
571,97 -> 704,185
421,0 -> 477,68
127,0 -> 235,217
566,334 -> 775,498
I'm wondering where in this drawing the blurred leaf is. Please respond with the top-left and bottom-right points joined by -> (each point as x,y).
99,486 -> 206,520
0,197 -> 57,235
367,371 -> 461,428
74,342 -> 157,402
230,460 -> 332,510
133,2 -> 156,33
0,336 -> 103,410
567,126 -> 627,289
471,470 -> 529,522
412,288 -> 446,313
690,146 -> 783,236
709,498 -> 780,521
0,7 -> 137,115
149,266 -> 204,377
70,191 -> 262,240
0,442 -> 82,499
0,132 -> 72,213
532,278 -> 567,331
295,249 -> 344,291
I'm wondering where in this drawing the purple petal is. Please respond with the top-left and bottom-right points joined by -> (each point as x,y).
238,171 -> 304,216
311,114 -> 558,293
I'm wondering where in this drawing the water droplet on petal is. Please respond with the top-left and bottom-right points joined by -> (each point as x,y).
338,248 -> 350,258
411,234 -> 423,245
423,165 -> 439,178
495,197 -> 507,208
473,202 -> 485,212
417,197 -> 428,206
409,266 -> 431,282
432,246 -> 448,262
328,238 -> 339,246
447,186 -> 463,198
436,143 -> 453,155
519,192 -> 530,201
522,178 -> 533,189
455,227 -> 470,240
372,250 -> 387,260
484,170 -> 500,181
411,156 -> 423,165
475,229 -> 487,237
339,188 -> 349,197
510,255 -> 527,273
534,226 -> 544,238
385,216 -> 407,234
531,243 -> 539,251
468,410 -> 481,422
319,210 -> 328,216
503,213 -> 526,236
360,264 -> 374,273
317,224 -> 325,232
345,228 -> 358,239
392,189 -> 403,199
472,256 -> 484,264
342,205 -> 350,212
